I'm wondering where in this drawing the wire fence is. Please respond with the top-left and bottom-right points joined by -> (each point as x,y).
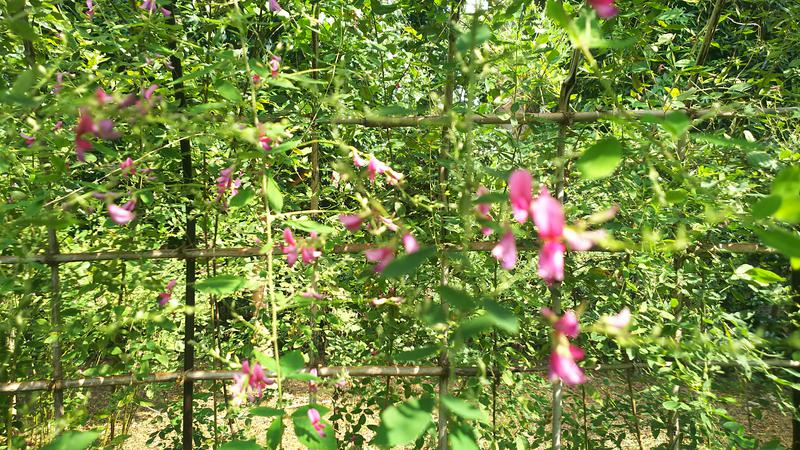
3,0 -> 800,448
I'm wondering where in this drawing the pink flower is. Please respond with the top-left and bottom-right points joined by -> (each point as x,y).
157,279 -> 177,306
549,345 -> 586,385
160,7 -> 171,16
140,0 -> 156,13
231,360 -> 275,406
301,232 -> 322,264
96,119 -> 121,140
120,157 -> 136,176
20,132 -> 35,147
215,166 -> 241,207
602,307 -> 631,331
142,84 -> 158,100
553,310 -> 579,338
402,233 -> 419,254
509,169 -> 534,224
365,247 -> 394,272
352,151 -> 404,185
532,187 -> 564,240
282,228 -> 299,267
95,88 -> 113,104
269,0 -> 283,12
86,0 -> 95,18
491,231 -> 517,270
475,186 -> 494,236
543,309 -> 586,385
119,94 -> 138,108
53,121 -> 63,131
108,203 -> 135,225
75,110 -> 96,161
53,72 -> 64,94
259,134 -> 273,151
308,368 -> 318,393
563,229 -> 607,252
269,56 -> 281,77
381,217 -> 399,232
372,296 -> 403,306
339,214 -> 363,231
308,408 -> 326,438
352,149 -> 368,168
301,290 -> 324,300
587,0 -> 618,18
529,185 -> 604,285
538,241 -> 565,285
252,74 -> 262,85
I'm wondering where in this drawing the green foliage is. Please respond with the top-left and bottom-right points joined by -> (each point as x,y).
40,431 -> 100,450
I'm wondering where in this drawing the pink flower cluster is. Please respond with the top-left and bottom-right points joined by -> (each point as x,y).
140,0 -> 171,17
108,198 -> 136,225
495,169 -> 607,285
282,229 -> 322,267
352,149 -> 403,185
157,279 -> 177,306
231,360 -> 274,406
215,166 -> 242,208
475,186 -> 493,236
588,0 -> 618,18
339,214 -> 419,272
74,109 -> 122,162
541,309 -> 586,385
269,56 -> 281,78
308,408 -> 326,438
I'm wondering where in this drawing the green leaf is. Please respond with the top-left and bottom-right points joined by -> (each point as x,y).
475,191 -> 508,204
283,219 -> 335,235
216,81 -> 243,102
576,137 -> 623,180
662,400 -> 680,411
381,247 -> 435,278
265,418 -> 284,450
395,345 -> 439,362
229,187 -> 256,209
662,111 -> 691,138
266,177 -> 283,213
374,397 -> 434,447
483,299 -> 519,333
441,395 -> 488,421
772,166 -> 800,223
279,350 -> 305,375
291,405 -> 336,449
454,315 -> 494,342
449,427 -> 480,450
41,431 -> 101,450
546,0 -> 571,29
665,189 -> 688,204
251,406 -> 284,417
437,286 -> 475,312
755,227 -> 800,258
751,195 -> 782,220
735,264 -> 785,285
455,24 -> 492,53
217,440 -> 264,450
195,275 -> 247,295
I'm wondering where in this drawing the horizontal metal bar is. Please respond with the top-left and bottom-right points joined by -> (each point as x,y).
0,360 -> 795,393
0,242 -> 772,265
329,107 -> 800,128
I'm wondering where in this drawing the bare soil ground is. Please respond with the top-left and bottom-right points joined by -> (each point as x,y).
102,377 -> 791,450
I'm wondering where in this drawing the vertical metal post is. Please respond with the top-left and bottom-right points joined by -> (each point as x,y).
166,5 -> 196,449
551,48 -> 581,450
309,0 -> 322,406
47,229 -> 63,421
437,3 -> 458,449
792,266 -> 800,450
